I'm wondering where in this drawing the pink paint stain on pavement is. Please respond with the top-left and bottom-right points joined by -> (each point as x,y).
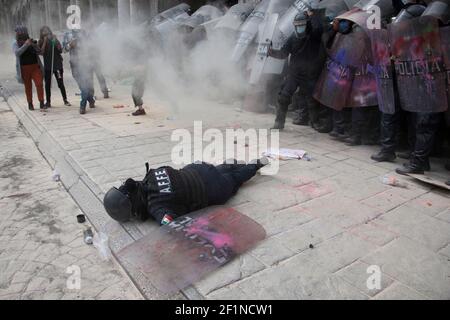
296,182 -> 331,199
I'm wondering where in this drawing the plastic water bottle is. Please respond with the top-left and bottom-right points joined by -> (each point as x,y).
381,175 -> 406,188
52,170 -> 60,182
83,227 -> 94,245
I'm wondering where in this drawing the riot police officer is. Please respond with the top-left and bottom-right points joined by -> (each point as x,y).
269,10 -> 330,131
103,159 -> 268,225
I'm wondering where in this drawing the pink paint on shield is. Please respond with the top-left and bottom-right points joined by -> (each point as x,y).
185,217 -> 233,248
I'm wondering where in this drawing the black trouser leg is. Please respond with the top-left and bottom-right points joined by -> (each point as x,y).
132,69 -> 147,107
364,106 -> 381,143
44,69 -> 52,104
54,69 -> 67,101
410,113 -> 442,169
407,112 -> 417,150
350,108 -> 364,139
294,91 -> 308,121
217,163 -> 260,194
380,110 -> 401,154
333,110 -> 345,133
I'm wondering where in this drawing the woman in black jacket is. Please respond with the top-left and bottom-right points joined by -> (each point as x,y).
38,26 -> 71,108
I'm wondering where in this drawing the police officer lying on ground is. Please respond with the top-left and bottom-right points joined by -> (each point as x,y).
103,158 -> 268,225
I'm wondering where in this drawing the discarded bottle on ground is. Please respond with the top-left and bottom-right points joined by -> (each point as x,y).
84,227 -> 94,245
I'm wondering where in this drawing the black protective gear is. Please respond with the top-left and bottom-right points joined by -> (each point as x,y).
110,162 -> 262,225
272,100 -> 288,130
349,107 -> 380,145
331,109 -> 351,137
396,163 -> 425,175
371,151 -> 396,163
103,187 -> 133,222
408,113 -> 443,170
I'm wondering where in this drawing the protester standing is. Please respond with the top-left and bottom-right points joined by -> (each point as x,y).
13,26 -> 45,111
65,30 -> 95,115
38,26 -> 71,108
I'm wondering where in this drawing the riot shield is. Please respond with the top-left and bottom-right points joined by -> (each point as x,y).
370,28 -> 396,114
313,28 -> 368,110
353,0 -> 395,19
348,28 -> 378,107
389,16 -> 448,113
440,26 -> 450,124
181,5 -> 224,30
151,3 -> 191,25
215,3 -> 255,31
231,0 -> 271,62
317,0 -> 354,20
116,207 -> 266,294
249,13 -> 280,85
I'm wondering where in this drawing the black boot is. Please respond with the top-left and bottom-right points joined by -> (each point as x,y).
403,159 -> 430,171
28,102 -> 34,111
45,101 -> 51,108
315,119 -> 333,133
40,101 -> 46,110
336,131 -> 350,141
271,103 -> 288,130
292,115 -> 309,126
398,113 -> 441,175
397,151 -> 411,160
371,151 -> 396,162
396,162 -> 424,175
80,106 -> 86,114
329,128 -> 341,138
345,135 -> 362,146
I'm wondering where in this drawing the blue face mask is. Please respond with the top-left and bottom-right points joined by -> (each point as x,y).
338,20 -> 352,34
295,25 -> 307,37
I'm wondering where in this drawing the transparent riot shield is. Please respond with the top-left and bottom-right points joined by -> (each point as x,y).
231,0 -> 271,62
440,26 -> 450,123
249,13 -> 280,85
116,206 -> 266,294
313,27 -> 367,110
348,28 -> 378,107
151,3 -> 191,26
389,16 -> 448,113
181,5 -> 224,30
370,28 -> 396,114
215,3 -> 256,31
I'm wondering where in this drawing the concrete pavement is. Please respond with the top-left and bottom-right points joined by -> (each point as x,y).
0,101 -> 143,300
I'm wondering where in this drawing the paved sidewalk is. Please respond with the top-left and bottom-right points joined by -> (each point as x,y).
0,101 -> 143,300
2,68 -> 450,300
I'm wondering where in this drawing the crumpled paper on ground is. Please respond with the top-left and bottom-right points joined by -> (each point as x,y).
263,148 -> 307,160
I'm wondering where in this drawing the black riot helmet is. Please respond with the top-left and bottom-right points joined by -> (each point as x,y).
103,187 -> 133,222
293,12 -> 309,38
394,3 -> 427,23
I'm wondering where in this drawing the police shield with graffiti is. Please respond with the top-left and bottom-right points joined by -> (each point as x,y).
369,0 -> 450,181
